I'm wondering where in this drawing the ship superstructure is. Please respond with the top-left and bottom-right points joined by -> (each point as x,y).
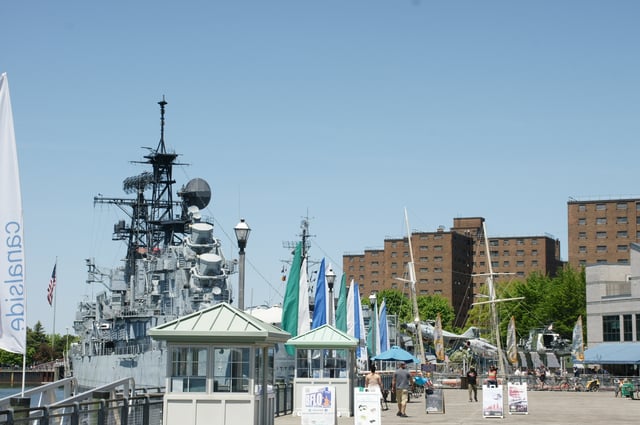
70,99 -> 235,389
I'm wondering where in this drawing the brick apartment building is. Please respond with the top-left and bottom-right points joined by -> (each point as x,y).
568,197 -> 640,269
343,217 -> 563,328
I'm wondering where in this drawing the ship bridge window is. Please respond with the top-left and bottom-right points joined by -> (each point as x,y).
170,346 -> 207,393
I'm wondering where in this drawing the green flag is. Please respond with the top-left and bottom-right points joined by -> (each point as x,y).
334,273 -> 348,332
281,242 -> 303,355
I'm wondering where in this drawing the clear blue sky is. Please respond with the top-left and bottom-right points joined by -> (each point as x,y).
2,1 -> 639,334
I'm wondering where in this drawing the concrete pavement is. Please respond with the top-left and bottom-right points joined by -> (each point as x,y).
275,387 -> 640,424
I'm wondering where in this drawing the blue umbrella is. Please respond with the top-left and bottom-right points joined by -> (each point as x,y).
372,345 -> 420,363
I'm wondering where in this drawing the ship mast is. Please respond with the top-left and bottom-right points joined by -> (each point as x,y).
401,208 -> 425,364
473,221 -> 523,380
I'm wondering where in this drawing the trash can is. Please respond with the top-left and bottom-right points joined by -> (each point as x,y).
460,376 -> 468,389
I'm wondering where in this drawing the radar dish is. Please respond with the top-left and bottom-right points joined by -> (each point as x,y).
212,286 -> 222,295
180,178 -> 211,209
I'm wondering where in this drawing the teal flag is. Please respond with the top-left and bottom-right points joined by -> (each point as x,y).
334,273 -> 348,332
281,242 -> 303,355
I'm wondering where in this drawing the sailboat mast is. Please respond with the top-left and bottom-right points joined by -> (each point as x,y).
405,208 -> 425,365
482,221 -> 507,379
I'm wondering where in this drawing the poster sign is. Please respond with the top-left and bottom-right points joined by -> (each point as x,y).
354,388 -> 381,425
301,386 -> 336,425
482,384 -> 504,418
425,388 -> 445,414
507,382 -> 528,414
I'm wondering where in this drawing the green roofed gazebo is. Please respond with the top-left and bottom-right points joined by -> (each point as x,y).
149,302 -> 290,425
286,324 -> 358,418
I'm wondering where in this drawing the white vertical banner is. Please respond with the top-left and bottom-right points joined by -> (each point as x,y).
0,73 -> 27,354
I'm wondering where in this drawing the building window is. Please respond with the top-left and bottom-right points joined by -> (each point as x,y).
618,259 -> 630,265
419,235 -> 429,240
516,239 -> 524,245
419,245 -> 428,251
578,218 -> 586,226
579,246 -> 586,253
596,232 -> 607,239
434,245 -> 443,251
215,347 -> 251,392
391,263 -> 397,269
491,261 -> 499,268
531,260 -> 538,267
434,290 -> 443,295
434,267 -> 442,273
617,231 -> 628,238
617,217 -> 628,224
531,239 -> 538,245
434,256 -> 443,262
617,202 -> 628,210
516,250 -> 525,256
434,234 -> 443,240
596,203 -> 606,211
503,261 -> 510,267
170,346 -> 208,393
491,250 -> 499,257
516,271 -> 525,277
618,245 -> 629,252
371,261 -> 379,266
503,240 -> 510,246
603,315 -> 620,342
624,315 -> 633,342
419,268 -> 429,273
596,218 -> 607,225
391,252 -> 397,258
391,242 -> 397,248
419,290 -> 429,295
434,278 -> 443,284
596,246 -> 607,253
403,252 -> 409,258
419,257 -> 428,262
579,232 -> 587,239
489,240 -> 499,247
578,204 -> 586,212
419,278 -> 429,284
516,261 -> 524,267
503,250 -> 510,256
371,252 -> 379,257
531,250 -> 538,256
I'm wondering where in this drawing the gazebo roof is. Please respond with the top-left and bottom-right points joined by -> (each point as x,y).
286,324 -> 358,349
149,302 -> 291,345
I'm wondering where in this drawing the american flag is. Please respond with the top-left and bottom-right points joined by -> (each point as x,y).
47,263 -> 57,306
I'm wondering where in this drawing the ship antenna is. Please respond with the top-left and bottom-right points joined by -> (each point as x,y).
157,96 -> 167,154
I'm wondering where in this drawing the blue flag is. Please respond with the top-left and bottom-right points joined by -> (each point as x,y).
311,258 -> 327,328
379,298 -> 389,352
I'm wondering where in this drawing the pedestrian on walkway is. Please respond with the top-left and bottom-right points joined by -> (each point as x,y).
392,362 -> 412,417
466,366 -> 478,402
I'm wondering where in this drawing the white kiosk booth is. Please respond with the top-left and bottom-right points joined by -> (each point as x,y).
149,302 -> 290,425
286,324 -> 358,418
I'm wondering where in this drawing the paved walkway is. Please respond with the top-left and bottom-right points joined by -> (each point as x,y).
275,388 -> 640,424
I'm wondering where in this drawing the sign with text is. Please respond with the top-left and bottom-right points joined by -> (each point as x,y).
508,382 -> 528,415
354,388 -> 381,425
482,384 -> 504,418
301,386 -> 336,425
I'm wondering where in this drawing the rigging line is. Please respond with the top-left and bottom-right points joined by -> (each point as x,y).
311,241 -> 343,276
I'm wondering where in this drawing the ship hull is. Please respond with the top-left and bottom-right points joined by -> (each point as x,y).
70,350 -> 166,390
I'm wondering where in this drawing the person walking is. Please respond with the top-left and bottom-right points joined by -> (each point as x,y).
466,366 -> 478,402
392,362 -> 412,417
365,364 -> 386,409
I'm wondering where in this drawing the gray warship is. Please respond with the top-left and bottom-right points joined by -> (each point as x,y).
70,98 -> 235,389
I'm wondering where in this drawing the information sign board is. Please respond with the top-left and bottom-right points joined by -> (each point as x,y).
507,382 -> 528,414
482,384 -> 504,418
300,386 -> 336,425
354,388 -> 382,425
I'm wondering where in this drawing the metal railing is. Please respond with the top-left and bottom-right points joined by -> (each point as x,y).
0,382 -> 295,424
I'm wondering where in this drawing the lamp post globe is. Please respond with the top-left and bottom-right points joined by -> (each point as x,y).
234,218 -> 251,310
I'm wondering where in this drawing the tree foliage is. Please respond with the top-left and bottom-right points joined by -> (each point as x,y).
373,289 -> 455,330
0,321 -> 76,367
465,266 -> 586,345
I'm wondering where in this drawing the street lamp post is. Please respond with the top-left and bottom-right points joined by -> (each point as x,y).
369,293 -> 378,357
234,218 -> 251,310
325,268 -> 336,326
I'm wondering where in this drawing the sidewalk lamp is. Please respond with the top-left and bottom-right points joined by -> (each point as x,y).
325,267 -> 336,326
234,218 -> 251,310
